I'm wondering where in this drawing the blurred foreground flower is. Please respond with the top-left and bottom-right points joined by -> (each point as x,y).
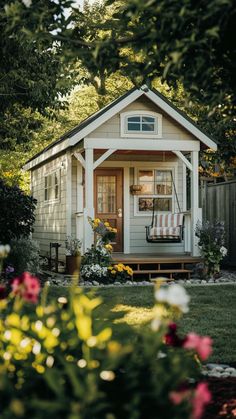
11,272 -> 40,303
155,284 -> 190,313
183,333 -> 213,361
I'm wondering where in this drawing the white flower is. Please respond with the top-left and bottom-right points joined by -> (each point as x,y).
167,284 -> 190,313
22,0 -> 32,7
155,284 -> 190,313
220,246 -> 227,257
0,244 -> 11,259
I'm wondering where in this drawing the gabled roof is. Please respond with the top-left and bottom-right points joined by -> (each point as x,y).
23,86 -> 217,170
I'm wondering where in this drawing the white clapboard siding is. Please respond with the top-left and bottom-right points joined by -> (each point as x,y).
31,155 -> 67,260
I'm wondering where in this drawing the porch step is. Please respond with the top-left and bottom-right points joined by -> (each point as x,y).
132,269 -> 191,280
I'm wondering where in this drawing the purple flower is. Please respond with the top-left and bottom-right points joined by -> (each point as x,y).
5,265 -> 14,274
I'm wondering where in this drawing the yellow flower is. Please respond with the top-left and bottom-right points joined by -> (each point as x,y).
112,228 -> 117,233
94,218 -> 100,223
104,222 -> 110,227
105,244 -> 113,252
117,267 -> 123,272
111,270 -> 116,275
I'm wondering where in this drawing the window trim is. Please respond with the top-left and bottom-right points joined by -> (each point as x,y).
133,165 -> 177,217
120,110 -> 162,138
44,168 -> 61,204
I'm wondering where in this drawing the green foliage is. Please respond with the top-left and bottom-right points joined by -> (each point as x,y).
0,277 -> 208,419
6,237 -> 40,276
195,220 -> 227,277
0,179 -> 37,244
0,0 -> 75,150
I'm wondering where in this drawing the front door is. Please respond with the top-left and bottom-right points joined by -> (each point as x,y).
94,168 -> 123,252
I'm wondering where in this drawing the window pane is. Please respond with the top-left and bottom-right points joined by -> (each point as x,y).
54,173 -> 58,185
97,176 -> 116,213
139,170 -> 154,182
138,198 -> 154,212
138,170 -> 154,194
156,170 -> 172,195
128,122 -> 141,131
55,185 -> 59,199
128,116 -> 140,122
154,198 -> 172,211
142,123 -> 155,132
47,175 -> 52,187
142,116 -> 155,123
45,189 -> 48,201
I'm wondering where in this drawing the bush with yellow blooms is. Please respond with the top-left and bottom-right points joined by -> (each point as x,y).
108,263 -> 133,281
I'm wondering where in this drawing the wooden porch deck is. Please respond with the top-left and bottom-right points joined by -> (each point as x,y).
112,254 -> 202,280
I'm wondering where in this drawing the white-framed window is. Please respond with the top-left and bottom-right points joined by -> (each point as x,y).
44,170 -> 60,202
134,167 -> 175,216
120,111 -> 162,138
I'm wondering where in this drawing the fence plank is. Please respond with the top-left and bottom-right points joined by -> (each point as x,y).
200,180 -> 236,266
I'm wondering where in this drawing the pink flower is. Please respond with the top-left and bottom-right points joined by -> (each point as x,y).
183,333 -> 213,361
169,389 -> 190,405
11,272 -> 40,303
191,382 -> 211,419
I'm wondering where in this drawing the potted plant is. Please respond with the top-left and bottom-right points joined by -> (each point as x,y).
65,236 -> 82,276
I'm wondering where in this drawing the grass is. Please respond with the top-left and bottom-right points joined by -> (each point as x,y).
48,284 -> 236,364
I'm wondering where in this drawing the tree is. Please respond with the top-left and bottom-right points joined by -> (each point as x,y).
0,0 -> 75,149
0,179 -> 37,243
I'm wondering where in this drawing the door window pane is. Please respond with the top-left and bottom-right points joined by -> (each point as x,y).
97,176 -> 116,213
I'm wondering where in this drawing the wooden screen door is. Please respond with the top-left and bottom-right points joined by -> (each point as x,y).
94,168 -> 123,252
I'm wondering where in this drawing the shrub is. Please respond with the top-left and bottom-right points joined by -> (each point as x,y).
0,251 -> 212,418
0,179 -> 37,244
6,237 -> 40,275
195,220 -> 227,278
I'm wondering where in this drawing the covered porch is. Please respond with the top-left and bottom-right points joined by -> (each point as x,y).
72,136 -> 202,257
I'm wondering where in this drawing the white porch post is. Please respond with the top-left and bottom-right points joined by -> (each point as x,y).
84,148 -> 95,251
191,151 -> 200,256
66,151 -> 72,238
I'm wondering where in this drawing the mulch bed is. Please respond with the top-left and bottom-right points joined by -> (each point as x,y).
203,377 -> 236,419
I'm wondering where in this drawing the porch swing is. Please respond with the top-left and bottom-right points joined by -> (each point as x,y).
145,172 -> 184,243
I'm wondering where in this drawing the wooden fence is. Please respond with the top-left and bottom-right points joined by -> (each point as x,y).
200,180 -> 236,266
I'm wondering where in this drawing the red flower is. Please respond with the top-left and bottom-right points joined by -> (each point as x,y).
11,272 -> 40,303
191,382 -> 211,419
164,323 -> 186,347
183,333 -> 213,361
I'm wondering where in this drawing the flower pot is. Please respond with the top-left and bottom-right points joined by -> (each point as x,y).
66,255 -> 81,276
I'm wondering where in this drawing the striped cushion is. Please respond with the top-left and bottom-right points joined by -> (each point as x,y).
150,226 -> 181,238
149,213 -> 184,239
153,213 -> 184,228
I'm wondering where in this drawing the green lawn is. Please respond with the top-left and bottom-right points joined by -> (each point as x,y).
48,284 -> 236,364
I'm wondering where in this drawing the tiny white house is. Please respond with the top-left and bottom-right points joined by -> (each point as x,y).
23,86 -> 217,265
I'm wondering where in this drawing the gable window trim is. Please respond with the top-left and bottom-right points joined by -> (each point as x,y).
133,164 -> 178,217
120,110 -> 162,138
44,168 -> 61,204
